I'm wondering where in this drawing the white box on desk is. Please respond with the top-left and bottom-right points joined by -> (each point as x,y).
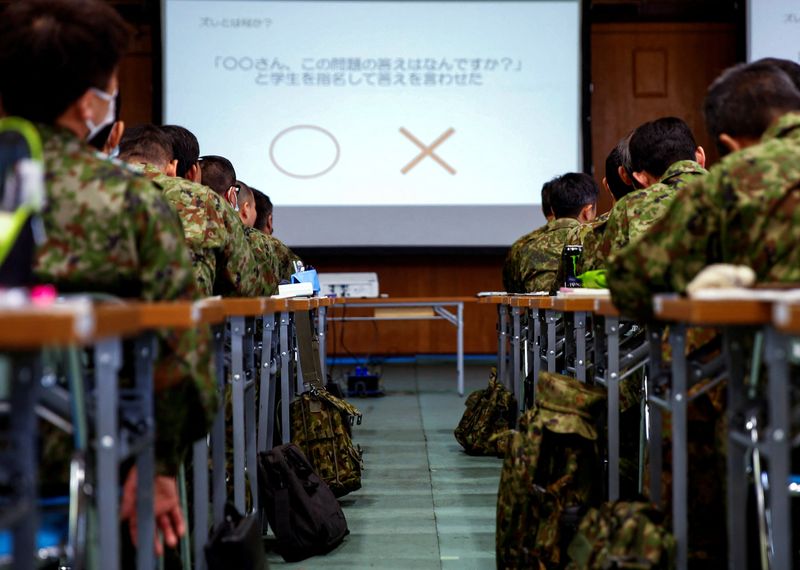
318,272 -> 379,298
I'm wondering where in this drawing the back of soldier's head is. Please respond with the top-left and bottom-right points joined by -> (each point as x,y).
548,173 -> 599,219
200,155 -> 237,196
252,189 -> 273,234
704,63 -> 800,144
0,0 -> 130,123
236,180 -> 255,208
540,180 -> 555,219
605,142 -> 633,201
751,57 -> 800,90
119,124 -> 172,169
629,117 -> 697,179
162,125 -> 200,179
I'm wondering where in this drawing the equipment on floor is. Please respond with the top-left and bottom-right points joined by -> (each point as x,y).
496,371 -> 605,569
258,444 -> 349,562
454,368 -> 517,457
347,365 -> 384,397
566,501 -> 675,569
205,503 -> 268,570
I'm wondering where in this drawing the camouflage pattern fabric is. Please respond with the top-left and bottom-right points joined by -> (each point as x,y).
266,233 -> 301,282
290,388 -> 363,498
454,369 -> 517,457
244,226 -> 286,286
574,211 -> 610,274
597,160 -> 707,271
139,164 -> 276,297
566,501 -> 676,569
34,124 -> 217,475
503,217 -> 586,294
609,112 -> 800,318
496,372 -> 605,569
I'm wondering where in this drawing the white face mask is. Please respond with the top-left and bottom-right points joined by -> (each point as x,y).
85,87 -> 117,141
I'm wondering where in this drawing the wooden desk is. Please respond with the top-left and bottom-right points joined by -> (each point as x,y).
138,299 -> 225,329
654,295 -> 772,325
594,297 -> 620,317
330,297 -> 475,395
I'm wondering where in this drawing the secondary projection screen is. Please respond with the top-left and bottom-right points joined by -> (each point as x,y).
748,0 -> 800,62
163,0 -> 582,247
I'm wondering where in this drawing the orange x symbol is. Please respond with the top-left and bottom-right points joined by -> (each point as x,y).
399,127 -> 456,175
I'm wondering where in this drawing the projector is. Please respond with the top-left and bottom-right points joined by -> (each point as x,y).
317,272 -> 379,298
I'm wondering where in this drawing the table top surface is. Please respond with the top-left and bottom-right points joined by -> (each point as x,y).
653,294 -> 773,325
508,295 -> 553,308
551,295 -> 607,312
772,301 -> 800,334
335,296 -> 477,305
0,303 -> 141,348
594,297 -> 621,317
138,300 -> 226,328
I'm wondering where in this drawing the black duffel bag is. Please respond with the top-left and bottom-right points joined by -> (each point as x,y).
258,443 -> 349,562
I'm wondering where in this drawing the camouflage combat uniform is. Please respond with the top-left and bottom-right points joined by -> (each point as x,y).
609,113 -> 800,317
35,124 -> 217,474
244,227 -> 297,282
561,211 -> 610,275
139,164 -> 275,297
266,233 -> 301,282
596,160 -> 707,267
503,217 -> 586,293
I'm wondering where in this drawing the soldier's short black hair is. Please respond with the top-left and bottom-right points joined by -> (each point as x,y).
549,173 -> 599,219
541,180 -> 554,218
704,63 -> 800,145
161,125 -> 200,179
236,180 -> 255,207
252,189 -> 273,233
119,124 -> 172,168
605,141 -> 633,201
751,57 -> 800,90
199,155 -> 237,196
629,117 -> 697,179
0,0 -> 130,123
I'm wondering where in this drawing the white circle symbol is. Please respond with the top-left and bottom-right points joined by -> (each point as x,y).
269,125 -> 340,179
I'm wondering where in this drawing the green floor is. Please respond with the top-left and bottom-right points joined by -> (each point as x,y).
266,363 -> 500,569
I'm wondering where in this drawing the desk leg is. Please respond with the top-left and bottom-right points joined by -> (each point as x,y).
764,327 -> 791,570
7,354 -> 39,570
646,325 -> 664,506
457,303 -> 464,397
134,335 -> 156,570
229,316 -> 246,514
546,310 -> 557,373
669,325 -> 688,570
606,316 -> 620,502
211,324 -> 226,525
530,308 -> 540,410
244,318 -> 258,515
498,304 -> 509,386
95,337 -> 122,570
725,329 -> 749,569
511,306 -> 522,409
318,306 -> 328,384
280,311 -> 291,444
259,315 -> 274,453
575,311 -> 587,383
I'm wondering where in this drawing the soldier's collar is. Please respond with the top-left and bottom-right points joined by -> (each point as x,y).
762,112 -> 800,142
658,159 -> 707,183
548,217 -> 581,230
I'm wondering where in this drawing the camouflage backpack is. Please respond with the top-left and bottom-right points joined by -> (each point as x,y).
496,371 -> 605,569
454,369 -> 517,457
290,386 -> 364,498
566,501 -> 676,569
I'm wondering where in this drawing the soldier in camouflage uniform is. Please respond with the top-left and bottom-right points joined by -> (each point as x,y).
594,118 -> 707,270
248,185 -> 303,281
119,125 -> 276,296
609,63 -> 800,317
0,0 -> 216,553
572,137 -> 634,273
503,173 -> 598,293
608,62 -> 800,566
